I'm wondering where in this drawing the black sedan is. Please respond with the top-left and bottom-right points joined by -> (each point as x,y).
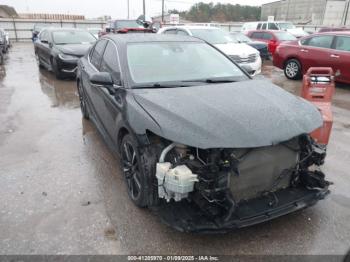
230,32 -> 270,60
77,34 -> 330,232
34,28 -> 96,79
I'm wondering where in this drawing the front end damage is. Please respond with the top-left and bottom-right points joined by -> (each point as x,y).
151,134 -> 331,233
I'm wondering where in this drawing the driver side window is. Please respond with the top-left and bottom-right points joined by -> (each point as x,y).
40,31 -> 48,42
90,39 -> 107,70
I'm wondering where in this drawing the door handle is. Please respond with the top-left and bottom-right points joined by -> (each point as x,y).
300,49 -> 309,53
330,54 -> 339,58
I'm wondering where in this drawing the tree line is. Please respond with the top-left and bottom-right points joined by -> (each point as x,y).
169,2 -> 261,23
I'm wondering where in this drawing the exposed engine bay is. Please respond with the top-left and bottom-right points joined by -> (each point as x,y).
152,134 -> 330,232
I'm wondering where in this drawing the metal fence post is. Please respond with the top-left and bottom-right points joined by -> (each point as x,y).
12,16 -> 18,41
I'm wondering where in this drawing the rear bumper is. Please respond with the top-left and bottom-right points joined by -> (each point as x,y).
155,186 -> 329,233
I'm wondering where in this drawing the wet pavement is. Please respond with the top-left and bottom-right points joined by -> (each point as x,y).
0,43 -> 350,255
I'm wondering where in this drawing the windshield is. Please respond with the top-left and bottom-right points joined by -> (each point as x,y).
190,29 -> 234,44
52,30 -> 96,44
88,29 -> 100,34
275,32 -> 297,41
230,33 -> 252,43
278,23 -> 296,30
127,42 -> 248,86
115,20 -> 144,29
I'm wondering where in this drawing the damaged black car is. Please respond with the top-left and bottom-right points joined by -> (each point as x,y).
76,34 -> 330,233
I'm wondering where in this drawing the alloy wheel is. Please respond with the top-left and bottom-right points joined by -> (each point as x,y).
121,141 -> 142,201
285,61 -> 299,78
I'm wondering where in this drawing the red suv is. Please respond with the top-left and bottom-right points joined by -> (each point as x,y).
246,30 -> 297,55
273,32 -> 350,83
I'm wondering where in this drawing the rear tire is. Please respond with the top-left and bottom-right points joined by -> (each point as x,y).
284,59 -> 302,80
77,80 -> 89,120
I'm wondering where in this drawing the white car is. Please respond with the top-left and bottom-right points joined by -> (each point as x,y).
158,26 -> 262,76
242,21 -> 309,38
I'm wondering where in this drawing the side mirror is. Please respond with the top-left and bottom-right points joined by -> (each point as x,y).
90,72 -> 113,86
41,39 -> 49,44
90,72 -> 116,94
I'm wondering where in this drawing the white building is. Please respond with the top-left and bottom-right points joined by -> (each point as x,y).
261,0 -> 350,26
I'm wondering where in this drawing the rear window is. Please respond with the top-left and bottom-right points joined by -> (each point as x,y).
334,36 -> 350,51
268,23 -> 279,30
274,32 -> 297,41
251,32 -> 263,39
263,33 -> 273,40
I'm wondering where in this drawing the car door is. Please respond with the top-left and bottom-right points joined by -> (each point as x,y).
82,39 -> 108,124
298,35 -> 335,72
96,41 -> 124,146
331,35 -> 350,83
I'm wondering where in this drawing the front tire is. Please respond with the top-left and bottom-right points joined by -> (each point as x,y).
35,53 -> 44,69
284,59 -> 302,80
51,57 -> 64,79
120,134 -> 158,208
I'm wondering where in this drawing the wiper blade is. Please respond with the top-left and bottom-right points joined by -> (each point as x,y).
132,82 -> 191,89
182,78 -> 238,84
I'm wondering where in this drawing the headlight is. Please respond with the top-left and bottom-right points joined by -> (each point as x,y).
58,53 -> 78,61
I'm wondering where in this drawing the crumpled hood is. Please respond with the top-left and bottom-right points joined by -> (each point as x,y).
215,42 -> 259,56
132,80 -> 322,149
55,43 -> 91,56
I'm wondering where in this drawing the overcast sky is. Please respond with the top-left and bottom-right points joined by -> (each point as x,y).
1,0 -> 275,19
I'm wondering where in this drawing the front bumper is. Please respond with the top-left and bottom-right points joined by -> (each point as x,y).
154,186 -> 329,233
238,56 -> 262,76
57,58 -> 79,75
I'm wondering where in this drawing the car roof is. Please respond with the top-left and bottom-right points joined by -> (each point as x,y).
313,31 -> 350,36
248,30 -> 286,33
161,25 -> 221,30
104,34 -> 204,44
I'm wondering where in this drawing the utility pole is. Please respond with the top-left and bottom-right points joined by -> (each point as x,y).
127,0 -> 130,19
143,0 -> 146,17
162,0 -> 165,23
343,0 -> 350,26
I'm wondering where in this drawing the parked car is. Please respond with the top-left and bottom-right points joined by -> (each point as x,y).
32,23 -> 54,42
101,19 -> 154,36
0,29 -> 9,54
247,30 -> 297,55
242,21 -> 309,38
34,28 -> 96,79
273,31 -> 350,83
158,26 -> 262,76
76,34 -> 330,232
230,32 -> 270,60
318,27 -> 350,33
